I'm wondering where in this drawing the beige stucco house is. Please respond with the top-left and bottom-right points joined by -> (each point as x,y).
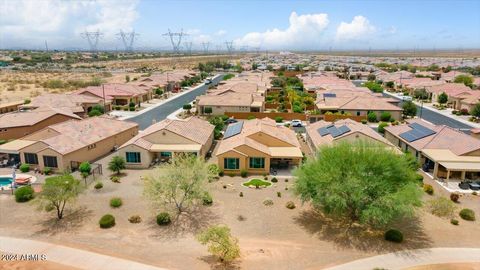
117,117 -> 214,169
216,118 -> 302,175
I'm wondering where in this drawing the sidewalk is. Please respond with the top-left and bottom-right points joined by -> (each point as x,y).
384,91 -> 480,129
0,236 -> 168,270
324,247 -> 480,270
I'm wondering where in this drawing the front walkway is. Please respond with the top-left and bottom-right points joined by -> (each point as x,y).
324,247 -> 480,270
0,236 -> 168,270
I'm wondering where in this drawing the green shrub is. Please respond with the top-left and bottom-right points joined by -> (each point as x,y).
384,229 -> 403,243
380,112 -> 392,122
14,186 -> 34,202
367,112 -> 377,122
377,122 -> 389,134
43,167 -> 52,175
94,182 -> 103,189
99,214 -> 115,228
128,215 -> 142,223
239,192 -> 243,197
361,119 -> 367,124
271,177 -> 278,183
0,139 -> 7,145
263,199 -> 274,206
129,107 -> 135,111
450,219 -> 459,225
19,164 -> 30,173
415,173 -> 424,182
277,191 -> 281,198
110,176 -> 120,183
459,208 -> 475,221
450,193 -> 460,203
423,184 -> 434,195
218,170 -> 224,177
247,115 -> 256,120
286,201 -> 296,209
275,116 -> 283,123
202,192 -> 213,206
427,197 -> 456,218
156,212 -> 171,225
240,169 -> 248,178
110,197 -> 123,208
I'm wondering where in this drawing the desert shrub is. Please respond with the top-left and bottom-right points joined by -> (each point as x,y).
285,179 -> 289,182
423,184 -> 434,195
263,199 -> 274,206
450,193 -> 460,203
286,201 -> 296,209
128,215 -> 142,223
218,170 -> 224,177
223,185 -> 227,189
271,177 -> 278,183
14,186 -> 34,202
459,208 -> 475,221
380,112 -> 392,122
99,214 -> 115,228
43,167 -> 52,175
367,111 -> 377,122
384,229 -> 403,243
427,197 -> 456,218
207,164 -> 220,177
110,197 -> 123,208
415,173 -> 424,182
377,122 -> 389,134
239,192 -> 243,197
275,116 -> 283,123
277,192 -> 281,198
450,219 -> 459,225
247,115 -> 255,120
110,176 -> 120,183
156,212 -> 171,225
240,169 -> 248,178
129,107 -> 135,111
94,182 -> 103,189
202,192 -> 213,206
19,163 -> 30,172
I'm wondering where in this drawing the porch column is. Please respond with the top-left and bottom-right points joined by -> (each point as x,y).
433,162 -> 439,179
446,170 -> 450,185
461,171 -> 466,180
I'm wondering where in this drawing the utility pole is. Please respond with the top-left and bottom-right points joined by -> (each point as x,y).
44,40 -> 49,52
81,30 -> 103,52
117,30 -> 139,52
184,41 -> 193,55
163,29 -> 187,54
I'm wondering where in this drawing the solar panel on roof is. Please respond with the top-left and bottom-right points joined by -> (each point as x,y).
318,127 -> 330,136
409,123 -> 436,136
224,121 -> 243,139
399,132 -> 417,142
399,123 -> 436,142
337,125 -> 351,136
329,127 -> 342,138
323,93 -> 336,98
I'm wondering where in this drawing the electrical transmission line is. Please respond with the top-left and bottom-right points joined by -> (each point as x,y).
81,30 -> 103,52
224,41 -> 234,54
163,29 -> 187,54
117,30 -> 139,52
184,41 -> 193,55
202,42 -> 210,54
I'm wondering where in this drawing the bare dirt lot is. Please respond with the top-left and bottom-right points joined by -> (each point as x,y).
0,157 -> 479,270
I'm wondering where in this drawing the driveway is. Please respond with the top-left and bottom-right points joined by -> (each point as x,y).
128,74 -> 223,130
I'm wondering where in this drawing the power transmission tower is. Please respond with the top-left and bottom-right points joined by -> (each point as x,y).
117,30 -> 139,52
202,42 -> 210,54
225,41 -> 234,54
163,29 -> 187,54
44,40 -> 48,52
184,41 -> 193,55
81,30 -> 103,52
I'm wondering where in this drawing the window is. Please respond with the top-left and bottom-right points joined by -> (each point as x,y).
249,157 -> 265,169
356,111 -> 361,116
126,152 -> 141,163
224,158 -> 239,170
24,153 -> 38,165
160,152 -> 172,157
43,156 -> 58,168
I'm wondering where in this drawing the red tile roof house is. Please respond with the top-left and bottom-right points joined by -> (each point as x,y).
74,83 -> 152,107
396,78 -> 445,95
424,83 -> 476,109
384,118 -> 480,184
131,71 -> 197,93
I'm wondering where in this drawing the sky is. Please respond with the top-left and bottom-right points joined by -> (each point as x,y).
0,0 -> 479,51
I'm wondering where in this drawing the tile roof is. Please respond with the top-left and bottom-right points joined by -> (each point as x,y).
75,83 -> 149,100
0,107 -> 81,129
21,93 -> 106,114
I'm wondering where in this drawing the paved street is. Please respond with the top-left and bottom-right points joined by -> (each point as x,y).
383,93 -> 473,132
128,74 -> 223,130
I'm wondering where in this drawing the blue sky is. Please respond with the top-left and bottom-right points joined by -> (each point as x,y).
1,0 -> 479,50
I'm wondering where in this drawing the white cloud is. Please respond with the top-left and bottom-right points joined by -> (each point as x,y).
235,12 -> 329,49
335,15 -> 376,41
0,0 -> 139,48
215,30 -> 227,36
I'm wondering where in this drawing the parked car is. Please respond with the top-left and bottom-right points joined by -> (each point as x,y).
291,119 -> 303,127
401,95 -> 413,101
469,182 -> 480,191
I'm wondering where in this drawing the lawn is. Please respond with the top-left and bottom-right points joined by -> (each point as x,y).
242,178 -> 272,188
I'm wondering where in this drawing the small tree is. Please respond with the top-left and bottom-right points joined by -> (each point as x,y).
380,112 -> 392,122
197,225 -> 240,262
470,103 -> 480,118
367,111 -> 377,122
402,101 -> 417,118
454,74 -> 474,88
378,122 -> 389,134
183,104 -> 192,114
438,92 -> 448,104
144,155 -> 213,213
36,174 -> 83,219
78,161 -> 91,186
108,156 -> 126,175
385,81 -> 395,88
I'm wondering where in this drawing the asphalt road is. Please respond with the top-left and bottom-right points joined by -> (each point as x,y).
128,74 -> 223,130
384,93 -> 473,132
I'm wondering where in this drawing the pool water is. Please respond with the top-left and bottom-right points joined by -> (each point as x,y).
0,177 -> 13,187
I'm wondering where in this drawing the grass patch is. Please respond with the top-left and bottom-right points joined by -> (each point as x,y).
242,178 -> 272,188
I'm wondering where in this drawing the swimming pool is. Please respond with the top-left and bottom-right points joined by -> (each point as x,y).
0,177 -> 13,187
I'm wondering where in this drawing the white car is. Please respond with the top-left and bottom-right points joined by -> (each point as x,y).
291,119 -> 303,127
401,95 -> 413,101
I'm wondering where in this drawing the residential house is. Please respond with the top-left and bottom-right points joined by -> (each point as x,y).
216,118 -> 303,174
117,117 -> 214,169
75,83 -> 153,107
424,83 -> 475,109
384,119 -> 480,182
0,100 -> 23,114
0,117 -> 138,171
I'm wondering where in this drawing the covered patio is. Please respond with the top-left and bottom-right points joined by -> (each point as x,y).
0,139 -> 36,167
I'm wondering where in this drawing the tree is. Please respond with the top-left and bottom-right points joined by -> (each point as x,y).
437,92 -> 448,104
367,111 -> 377,122
454,74 -> 474,88
196,225 -> 240,262
367,74 -> 376,81
78,161 -> 91,186
183,104 -> 192,114
36,174 -> 83,219
108,156 -> 126,175
385,81 -> 395,88
363,81 -> 384,93
470,103 -> 480,117
143,155 -> 213,213
402,100 -> 417,117
294,141 -> 422,228
378,122 -> 389,134
413,88 -> 429,100
88,105 -> 105,117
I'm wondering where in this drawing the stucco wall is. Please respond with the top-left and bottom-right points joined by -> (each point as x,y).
0,114 -> 78,140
